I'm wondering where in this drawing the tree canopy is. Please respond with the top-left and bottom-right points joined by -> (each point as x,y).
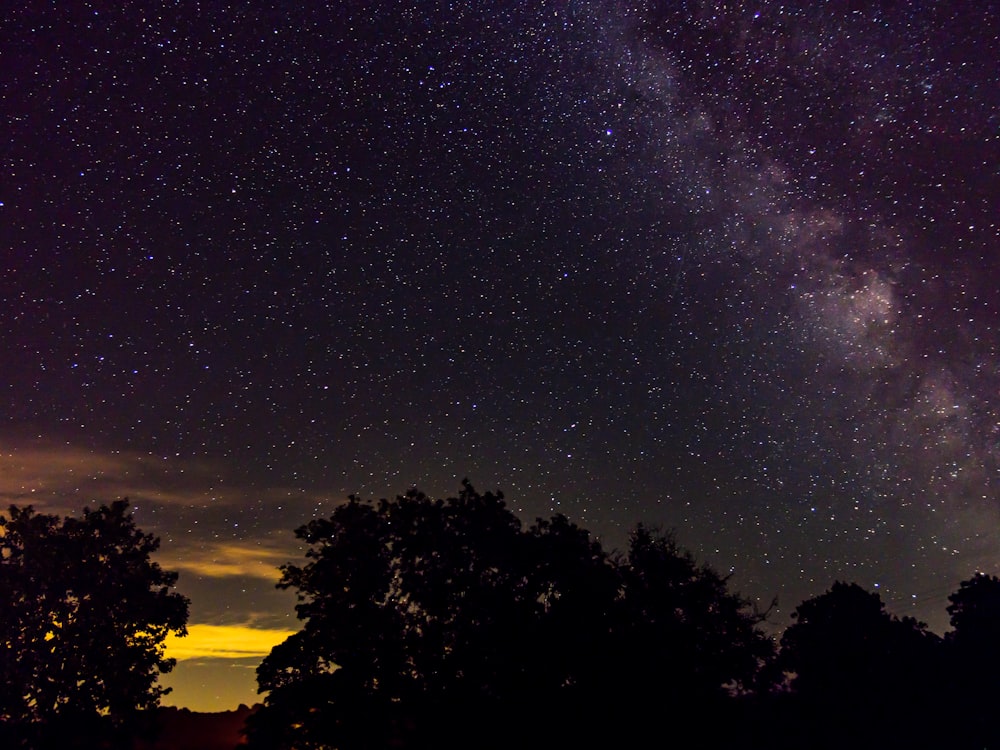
947,572 -> 1000,657
0,499 -> 189,749
248,482 -> 772,750
771,581 -> 954,749
942,573 -> 1000,747
778,581 -> 939,701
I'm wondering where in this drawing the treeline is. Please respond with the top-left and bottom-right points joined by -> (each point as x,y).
244,483 -> 1000,750
3,485 -> 1000,749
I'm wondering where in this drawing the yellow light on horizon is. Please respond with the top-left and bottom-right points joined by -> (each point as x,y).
165,623 -> 295,661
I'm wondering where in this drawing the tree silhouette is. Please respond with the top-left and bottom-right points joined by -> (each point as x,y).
600,525 -> 775,749
947,573 -> 1000,658
248,482 -> 772,750
0,500 -> 189,749
617,525 -> 772,696
775,581 -> 942,748
944,573 -> 1000,748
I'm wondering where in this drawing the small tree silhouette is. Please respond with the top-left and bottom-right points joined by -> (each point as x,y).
0,500 -> 189,749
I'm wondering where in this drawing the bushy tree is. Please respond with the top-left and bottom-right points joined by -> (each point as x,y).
943,573 -> 1000,747
248,482 -> 772,750
775,581 -> 942,748
617,525 -> 772,698
947,573 -> 1000,658
0,500 -> 189,749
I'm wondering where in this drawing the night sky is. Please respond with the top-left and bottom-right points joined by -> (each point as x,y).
4,1 -> 999,711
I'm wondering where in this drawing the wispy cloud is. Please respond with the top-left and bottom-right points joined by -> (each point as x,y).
166,623 -> 296,661
0,441 -> 236,507
0,444 -> 133,506
0,439 -> 332,512
162,541 -> 294,581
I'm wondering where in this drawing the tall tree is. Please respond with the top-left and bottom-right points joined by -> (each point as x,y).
947,573 -> 1000,659
944,573 -> 1000,748
0,500 -> 189,749
604,525 -> 774,748
775,581 -> 942,748
619,525 -> 772,697
249,483 -> 772,750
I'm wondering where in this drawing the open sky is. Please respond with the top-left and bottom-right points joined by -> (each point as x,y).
4,1 -> 999,711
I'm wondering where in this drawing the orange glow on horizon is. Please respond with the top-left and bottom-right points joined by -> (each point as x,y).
165,623 -> 295,661
161,623 -> 298,711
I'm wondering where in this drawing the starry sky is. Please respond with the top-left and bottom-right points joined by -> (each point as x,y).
4,1 -> 999,711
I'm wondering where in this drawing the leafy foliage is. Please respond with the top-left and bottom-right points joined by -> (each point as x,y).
616,525 -> 773,700
249,482 -> 772,750
947,572 -> 1000,656
773,581 -> 944,749
779,581 -> 939,699
0,500 -> 189,748
943,573 -> 1000,747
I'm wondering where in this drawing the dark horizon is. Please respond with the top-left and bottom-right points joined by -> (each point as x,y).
5,488 -> 1000,750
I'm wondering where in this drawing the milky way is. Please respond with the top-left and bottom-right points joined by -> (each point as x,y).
3,2 -> 999,709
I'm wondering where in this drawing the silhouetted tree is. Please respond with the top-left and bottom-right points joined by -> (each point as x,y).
947,573 -> 1000,658
0,500 -> 190,749
601,525 -> 775,748
619,525 -> 772,694
944,573 -> 1000,747
248,482 -> 772,750
775,581 -> 943,748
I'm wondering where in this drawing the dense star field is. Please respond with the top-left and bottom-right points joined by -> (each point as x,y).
3,2 -> 999,710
